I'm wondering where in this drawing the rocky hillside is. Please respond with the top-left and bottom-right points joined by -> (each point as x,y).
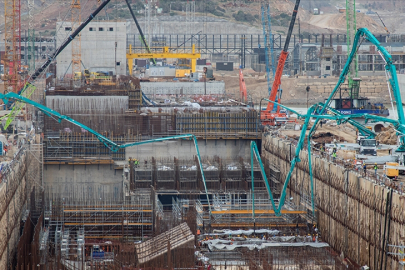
0,0 -> 396,37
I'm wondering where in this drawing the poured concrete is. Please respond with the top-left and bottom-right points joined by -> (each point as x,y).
124,139 -> 252,162
43,164 -> 123,201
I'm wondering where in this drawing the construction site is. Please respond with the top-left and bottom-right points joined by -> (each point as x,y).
1,0 -> 405,269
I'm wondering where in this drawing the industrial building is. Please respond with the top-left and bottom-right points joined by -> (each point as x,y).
55,21 -> 128,78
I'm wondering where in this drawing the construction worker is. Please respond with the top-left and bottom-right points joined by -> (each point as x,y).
363,163 -> 367,176
332,139 -> 337,153
134,159 -> 139,167
374,163 -> 378,176
332,151 -> 337,162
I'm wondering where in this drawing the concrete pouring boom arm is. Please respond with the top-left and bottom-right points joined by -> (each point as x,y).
0,91 -> 213,220
254,28 -> 404,217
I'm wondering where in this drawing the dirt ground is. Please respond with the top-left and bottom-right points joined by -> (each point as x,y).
216,69 -> 335,106
307,13 -> 386,33
279,121 -> 358,144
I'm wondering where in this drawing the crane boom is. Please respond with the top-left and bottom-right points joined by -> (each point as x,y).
261,0 -> 300,124
124,0 -> 156,65
0,90 -> 213,219
346,0 -> 358,87
254,28 -> 404,215
375,12 -> 390,35
24,0 -> 112,91
3,0 -> 112,127
261,1 -> 276,96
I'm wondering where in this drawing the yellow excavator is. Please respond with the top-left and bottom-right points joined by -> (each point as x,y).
74,69 -> 114,86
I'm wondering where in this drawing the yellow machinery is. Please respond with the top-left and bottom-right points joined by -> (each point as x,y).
384,162 -> 399,178
126,44 -> 201,76
73,69 -> 115,85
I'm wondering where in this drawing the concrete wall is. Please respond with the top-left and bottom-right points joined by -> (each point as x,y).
46,96 -> 128,114
262,134 -> 405,269
294,75 -> 391,99
43,164 -> 123,202
0,147 -> 37,269
125,139 -> 251,162
140,81 -> 225,96
56,21 -> 127,77
42,139 -> 252,201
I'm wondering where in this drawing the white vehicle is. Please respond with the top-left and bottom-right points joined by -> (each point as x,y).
359,138 -> 378,156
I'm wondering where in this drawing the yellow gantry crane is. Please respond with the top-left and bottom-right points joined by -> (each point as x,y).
126,44 -> 201,77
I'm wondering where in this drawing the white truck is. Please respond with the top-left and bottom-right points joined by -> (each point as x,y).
358,138 -> 378,156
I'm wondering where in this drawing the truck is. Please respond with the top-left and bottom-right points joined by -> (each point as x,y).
358,138 -> 378,156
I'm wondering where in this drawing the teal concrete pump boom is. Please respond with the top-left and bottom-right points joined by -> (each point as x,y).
3,28 -> 402,222
251,28 -> 404,217
0,91 -> 212,220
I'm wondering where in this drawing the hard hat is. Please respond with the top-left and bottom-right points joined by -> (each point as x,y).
375,163 -> 377,164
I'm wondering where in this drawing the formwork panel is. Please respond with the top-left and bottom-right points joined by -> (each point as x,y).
179,169 -> 198,191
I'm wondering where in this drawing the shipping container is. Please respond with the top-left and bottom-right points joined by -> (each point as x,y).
216,62 -> 234,71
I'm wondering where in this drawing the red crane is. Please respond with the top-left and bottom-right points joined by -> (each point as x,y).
239,67 -> 248,103
260,0 -> 300,126
4,0 -> 22,93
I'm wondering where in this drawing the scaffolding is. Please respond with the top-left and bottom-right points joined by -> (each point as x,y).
44,102 -> 261,141
45,190 -> 162,241
204,247 -> 349,270
43,132 -> 141,162
198,192 -> 310,230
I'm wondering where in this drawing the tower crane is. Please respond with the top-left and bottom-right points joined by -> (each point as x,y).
346,0 -> 358,88
28,0 -> 35,73
260,0 -> 276,96
260,0 -> 300,126
2,0 -> 113,128
71,0 -> 82,82
4,0 -> 22,93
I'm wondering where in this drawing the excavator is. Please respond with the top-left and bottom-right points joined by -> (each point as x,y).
260,0 -> 300,126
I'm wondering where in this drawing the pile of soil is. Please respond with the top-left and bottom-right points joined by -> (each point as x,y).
311,132 -> 345,144
376,126 -> 397,145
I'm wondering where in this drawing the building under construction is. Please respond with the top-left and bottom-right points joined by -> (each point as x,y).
3,0 -> 405,269
0,72 -> 373,269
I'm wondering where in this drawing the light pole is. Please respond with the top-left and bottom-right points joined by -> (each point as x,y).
306,86 -> 310,110
203,67 -> 207,95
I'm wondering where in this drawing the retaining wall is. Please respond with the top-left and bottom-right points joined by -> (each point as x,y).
262,134 -> 405,269
296,75 -> 389,96
0,145 -> 39,269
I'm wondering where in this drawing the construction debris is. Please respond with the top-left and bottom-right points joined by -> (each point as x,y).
376,125 -> 397,144
135,223 -> 195,268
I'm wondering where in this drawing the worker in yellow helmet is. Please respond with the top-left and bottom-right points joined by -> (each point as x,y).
374,163 -> 378,176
